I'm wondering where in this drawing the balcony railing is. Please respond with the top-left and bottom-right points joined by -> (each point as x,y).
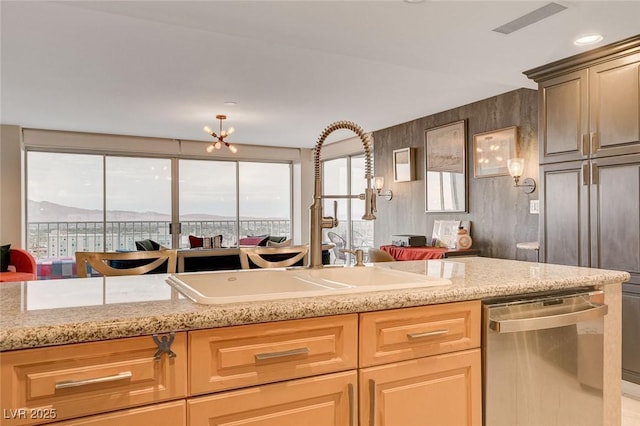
27,220 -> 290,259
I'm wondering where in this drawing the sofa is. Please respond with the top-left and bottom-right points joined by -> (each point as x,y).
0,248 -> 37,282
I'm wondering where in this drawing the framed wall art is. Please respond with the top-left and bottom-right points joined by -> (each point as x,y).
424,120 -> 467,213
393,147 -> 414,182
473,126 -> 517,178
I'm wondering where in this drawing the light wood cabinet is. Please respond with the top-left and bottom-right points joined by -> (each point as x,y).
0,307 -> 481,425
188,370 -> 357,426
0,333 -> 187,425
359,301 -> 482,426
360,349 -> 481,426
189,314 -> 358,395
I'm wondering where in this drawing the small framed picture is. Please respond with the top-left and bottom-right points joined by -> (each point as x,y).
393,147 -> 414,182
473,126 -> 517,178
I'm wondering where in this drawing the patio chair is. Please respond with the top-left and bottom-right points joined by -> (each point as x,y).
75,250 -> 177,278
327,231 -> 347,263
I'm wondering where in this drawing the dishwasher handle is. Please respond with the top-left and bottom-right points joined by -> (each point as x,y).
489,303 -> 608,333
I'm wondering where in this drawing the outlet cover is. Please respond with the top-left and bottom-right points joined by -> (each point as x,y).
530,200 -> 539,214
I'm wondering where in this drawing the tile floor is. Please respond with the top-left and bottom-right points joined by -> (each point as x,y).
622,380 -> 640,426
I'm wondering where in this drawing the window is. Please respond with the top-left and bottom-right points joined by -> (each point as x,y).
26,151 -> 292,259
179,159 -> 237,247
322,154 -> 374,263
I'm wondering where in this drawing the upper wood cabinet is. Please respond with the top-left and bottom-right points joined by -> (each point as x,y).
527,36 -> 640,164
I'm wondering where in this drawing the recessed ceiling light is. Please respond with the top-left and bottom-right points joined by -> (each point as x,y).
574,34 -> 603,46
223,101 -> 237,106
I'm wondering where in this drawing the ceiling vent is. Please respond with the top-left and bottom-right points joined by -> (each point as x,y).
493,2 -> 568,35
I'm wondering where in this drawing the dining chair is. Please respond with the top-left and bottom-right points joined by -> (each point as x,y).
326,231 -> 347,264
366,248 -> 396,262
75,249 -> 178,278
239,245 -> 309,269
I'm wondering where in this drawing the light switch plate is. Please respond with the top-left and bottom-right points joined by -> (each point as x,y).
530,200 -> 539,214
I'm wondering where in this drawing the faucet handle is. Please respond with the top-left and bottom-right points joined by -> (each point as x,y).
321,200 -> 339,229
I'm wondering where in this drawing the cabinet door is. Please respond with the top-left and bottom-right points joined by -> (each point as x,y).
589,154 -> 640,278
540,161 -> 590,266
360,349 -> 481,426
539,69 -> 589,163
188,371 -> 357,426
590,53 -> 640,158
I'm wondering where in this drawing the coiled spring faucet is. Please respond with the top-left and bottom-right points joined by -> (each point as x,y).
309,121 -> 376,268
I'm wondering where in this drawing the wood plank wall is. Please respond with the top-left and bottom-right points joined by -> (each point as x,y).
372,88 -> 539,261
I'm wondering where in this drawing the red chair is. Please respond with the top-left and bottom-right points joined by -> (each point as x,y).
0,248 -> 37,282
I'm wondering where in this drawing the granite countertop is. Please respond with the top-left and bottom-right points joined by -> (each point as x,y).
0,257 -> 630,352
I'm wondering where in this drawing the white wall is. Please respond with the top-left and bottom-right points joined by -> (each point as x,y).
0,125 -> 24,247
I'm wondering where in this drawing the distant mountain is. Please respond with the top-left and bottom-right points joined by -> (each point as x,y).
27,200 -> 284,222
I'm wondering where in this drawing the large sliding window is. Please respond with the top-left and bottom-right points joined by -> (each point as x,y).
178,159 -> 237,247
27,152 -> 104,258
26,151 -> 292,259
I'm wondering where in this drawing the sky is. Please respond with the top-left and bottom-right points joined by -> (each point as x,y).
27,152 -> 291,219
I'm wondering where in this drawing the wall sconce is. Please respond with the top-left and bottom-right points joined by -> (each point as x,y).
374,177 -> 393,201
507,158 -> 536,194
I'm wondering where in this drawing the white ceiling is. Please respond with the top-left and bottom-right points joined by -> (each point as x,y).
2,1 -> 640,149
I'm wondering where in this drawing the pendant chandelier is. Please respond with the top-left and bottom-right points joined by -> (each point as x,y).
204,114 -> 237,153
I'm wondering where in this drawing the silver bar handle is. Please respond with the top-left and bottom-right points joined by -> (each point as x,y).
490,303 -> 608,333
591,132 -> 598,154
582,133 -> 589,156
407,329 -> 448,340
369,379 -> 377,426
55,371 -> 132,390
348,383 -> 356,426
255,347 -> 309,361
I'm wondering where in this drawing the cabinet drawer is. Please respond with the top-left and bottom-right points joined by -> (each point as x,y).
188,370 -> 357,426
52,401 -> 186,426
0,333 -> 187,425
189,314 -> 358,395
359,301 -> 480,367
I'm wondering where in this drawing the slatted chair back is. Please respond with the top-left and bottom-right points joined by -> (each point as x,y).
239,245 -> 309,269
75,250 -> 177,278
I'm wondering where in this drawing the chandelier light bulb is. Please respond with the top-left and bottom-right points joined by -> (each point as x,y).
203,125 -> 212,134
228,144 -> 238,154
227,127 -> 235,135
206,144 -> 215,153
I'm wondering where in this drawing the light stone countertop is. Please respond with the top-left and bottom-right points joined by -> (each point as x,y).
0,257 -> 630,351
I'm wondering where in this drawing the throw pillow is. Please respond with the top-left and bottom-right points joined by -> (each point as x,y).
0,244 -> 10,272
135,239 -> 160,251
189,235 -> 204,248
239,236 -> 269,246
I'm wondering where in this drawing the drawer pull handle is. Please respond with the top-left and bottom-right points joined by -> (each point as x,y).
55,371 -> 132,390
348,383 -> 356,426
254,347 -> 309,361
407,329 -> 449,340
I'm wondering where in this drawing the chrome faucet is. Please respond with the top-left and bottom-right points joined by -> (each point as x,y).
309,121 -> 376,268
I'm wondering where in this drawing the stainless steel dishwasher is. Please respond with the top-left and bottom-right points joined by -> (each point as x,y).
483,289 -> 608,426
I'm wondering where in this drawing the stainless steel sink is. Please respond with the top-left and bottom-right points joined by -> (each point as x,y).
166,266 -> 451,304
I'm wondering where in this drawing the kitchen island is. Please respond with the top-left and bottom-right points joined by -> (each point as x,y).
0,257 -> 629,425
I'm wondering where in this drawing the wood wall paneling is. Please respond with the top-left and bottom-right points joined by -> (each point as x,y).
372,89 -> 539,260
